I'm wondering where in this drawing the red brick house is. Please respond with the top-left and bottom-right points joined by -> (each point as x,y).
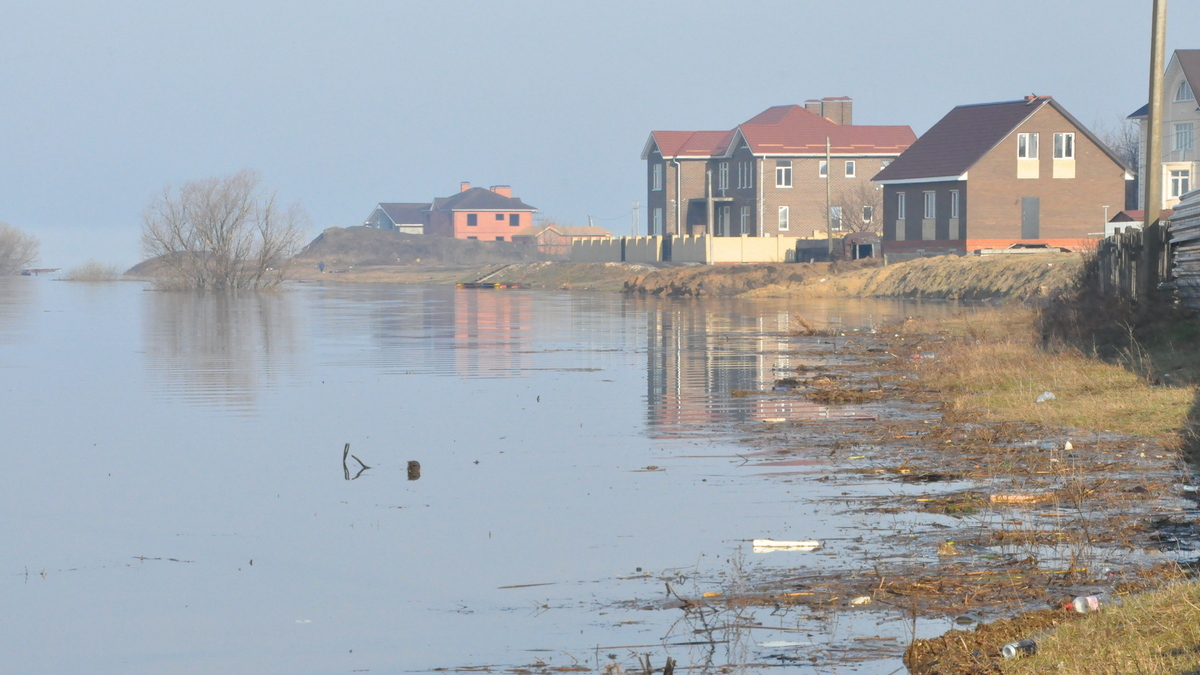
642,98 -> 915,237
873,96 -> 1132,257
425,183 -> 538,241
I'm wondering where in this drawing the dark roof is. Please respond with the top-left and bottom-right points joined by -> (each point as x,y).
874,97 -> 1131,182
1129,49 -> 1200,118
377,202 -> 430,224
433,187 -> 536,211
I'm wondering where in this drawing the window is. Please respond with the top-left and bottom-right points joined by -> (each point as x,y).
652,207 -> 663,235
652,163 -> 663,191
897,192 -> 906,219
495,213 -> 505,220
775,160 -> 792,187
1175,123 -> 1195,152
923,191 -> 936,219
721,206 -> 730,233
740,206 -> 750,234
467,213 -> 478,226
510,213 -> 520,227
862,205 -> 873,223
495,236 -> 504,241
844,160 -> 856,177
818,160 -> 828,178
736,162 -> 743,189
1018,133 -> 1039,159
467,236 -> 478,240
718,162 -> 729,190
950,190 -> 959,219
1177,79 -> 1195,102
830,205 -> 842,231
746,161 -> 753,188
1171,169 -> 1191,198
1053,133 -> 1075,159
778,205 -> 789,231
736,161 -> 754,189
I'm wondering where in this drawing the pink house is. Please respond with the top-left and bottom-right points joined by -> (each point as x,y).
425,183 -> 539,241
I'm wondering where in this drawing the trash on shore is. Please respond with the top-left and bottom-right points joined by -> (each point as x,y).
1001,637 -> 1038,659
407,460 -> 421,481
850,595 -> 873,606
937,541 -> 961,556
990,493 -> 1047,504
1035,391 -> 1057,403
752,539 -> 821,552
1071,593 -> 1118,613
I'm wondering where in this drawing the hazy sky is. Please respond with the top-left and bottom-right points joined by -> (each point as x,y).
2,1 -> 1197,269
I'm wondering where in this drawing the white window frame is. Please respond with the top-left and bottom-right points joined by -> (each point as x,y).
949,190 -> 959,219
896,192 -> 906,219
652,163 -> 663,191
740,206 -> 750,233
1018,133 -> 1038,159
778,205 -> 789,231
718,162 -> 729,190
1175,123 -> 1195,152
862,205 -> 873,223
736,162 -> 744,189
775,160 -> 792,188
652,207 -> 663,234
844,160 -> 856,177
923,191 -> 936,219
818,160 -> 828,178
1177,79 -> 1195,102
830,205 -> 843,232
1170,169 -> 1191,198
746,161 -> 753,189
1053,132 -> 1075,159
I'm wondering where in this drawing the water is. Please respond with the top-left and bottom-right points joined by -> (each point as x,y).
0,278 -> 966,674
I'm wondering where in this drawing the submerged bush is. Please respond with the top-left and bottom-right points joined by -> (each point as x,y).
62,260 -> 121,282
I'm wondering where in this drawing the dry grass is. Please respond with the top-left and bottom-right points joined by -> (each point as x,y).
62,260 -> 121,282
1002,581 -> 1200,675
899,308 -> 1196,441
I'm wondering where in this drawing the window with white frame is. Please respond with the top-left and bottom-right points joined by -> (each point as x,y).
1017,133 -> 1039,159
862,205 -> 873,223
845,160 -> 856,177
652,164 -> 663,191
1175,123 -> 1195,152
897,192 -> 906,219
778,205 -> 789,230
740,206 -> 750,233
775,160 -> 792,187
1053,133 -> 1075,159
1171,169 -> 1191,198
950,190 -> 959,219
818,160 -> 828,178
923,191 -> 936,219
718,162 -> 729,190
736,162 -> 744,189
1177,79 -> 1195,102
830,205 -> 843,231
746,161 -> 753,188
652,207 -> 663,234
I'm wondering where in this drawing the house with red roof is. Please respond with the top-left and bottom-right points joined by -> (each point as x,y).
641,98 -> 915,237
873,96 -> 1132,257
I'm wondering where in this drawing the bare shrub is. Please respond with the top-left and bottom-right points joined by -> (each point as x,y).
141,170 -> 308,290
0,222 -> 39,274
63,260 -> 121,282
834,182 -> 884,234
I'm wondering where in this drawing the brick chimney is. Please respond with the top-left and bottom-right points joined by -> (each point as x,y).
804,99 -> 823,116
490,185 -> 512,198
820,97 -> 853,125
460,181 -> 471,192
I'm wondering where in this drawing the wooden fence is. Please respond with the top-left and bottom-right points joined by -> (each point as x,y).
1095,222 -> 1170,302
1166,189 -> 1200,310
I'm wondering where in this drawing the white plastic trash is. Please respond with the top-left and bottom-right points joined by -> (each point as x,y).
1035,391 -> 1056,403
752,539 -> 821,552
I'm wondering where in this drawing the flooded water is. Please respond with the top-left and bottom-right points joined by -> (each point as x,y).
0,278 -> 971,674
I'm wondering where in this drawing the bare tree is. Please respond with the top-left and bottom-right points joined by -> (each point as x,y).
1093,115 -> 1140,177
0,222 -> 39,274
141,170 -> 308,290
834,182 -> 884,234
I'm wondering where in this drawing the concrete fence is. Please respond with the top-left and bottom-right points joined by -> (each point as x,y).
572,234 -> 799,264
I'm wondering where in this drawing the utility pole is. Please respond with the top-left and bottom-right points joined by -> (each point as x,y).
632,201 -> 639,236
825,137 -> 833,256
1143,0 -> 1167,231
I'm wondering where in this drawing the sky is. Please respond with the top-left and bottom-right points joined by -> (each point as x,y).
1,0 -> 1198,270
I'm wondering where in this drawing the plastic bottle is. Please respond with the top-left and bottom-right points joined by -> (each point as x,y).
1001,638 -> 1037,659
1071,593 -> 1119,613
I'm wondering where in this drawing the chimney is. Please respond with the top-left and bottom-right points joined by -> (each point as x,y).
820,97 -> 853,125
490,185 -> 512,198
460,181 -> 471,193
804,99 -> 823,116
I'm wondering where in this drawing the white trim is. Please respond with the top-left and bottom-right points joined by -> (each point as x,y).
875,174 -> 967,185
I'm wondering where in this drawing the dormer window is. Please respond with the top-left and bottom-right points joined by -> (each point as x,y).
1177,79 -> 1195,103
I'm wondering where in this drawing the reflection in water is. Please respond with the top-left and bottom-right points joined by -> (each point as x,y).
0,277 -> 37,345
143,290 -> 300,413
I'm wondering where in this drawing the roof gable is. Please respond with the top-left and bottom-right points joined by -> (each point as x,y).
378,202 -> 430,224
434,187 -> 536,211
643,130 -> 735,159
1128,49 -> 1200,119
734,105 -> 915,156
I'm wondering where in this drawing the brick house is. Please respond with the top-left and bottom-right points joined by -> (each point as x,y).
511,224 -> 612,256
641,98 -> 915,237
425,183 -> 538,241
363,203 -> 430,234
1129,49 -> 1200,211
873,96 -> 1132,257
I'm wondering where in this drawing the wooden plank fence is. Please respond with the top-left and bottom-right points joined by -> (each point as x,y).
1166,189 -> 1200,310
1095,221 -> 1169,303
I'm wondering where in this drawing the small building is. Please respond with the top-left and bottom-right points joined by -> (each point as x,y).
1106,209 -> 1174,238
1129,49 -> 1200,211
873,96 -> 1131,257
363,202 -> 430,234
511,224 -> 611,256
426,183 -> 538,241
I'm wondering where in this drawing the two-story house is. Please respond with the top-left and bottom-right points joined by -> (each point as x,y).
873,96 -> 1131,257
424,183 -> 538,241
1129,49 -> 1200,211
641,98 -> 915,237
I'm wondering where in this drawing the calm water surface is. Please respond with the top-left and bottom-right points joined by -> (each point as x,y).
0,278 -> 967,674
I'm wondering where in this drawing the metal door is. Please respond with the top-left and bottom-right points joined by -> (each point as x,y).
1021,197 -> 1040,239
